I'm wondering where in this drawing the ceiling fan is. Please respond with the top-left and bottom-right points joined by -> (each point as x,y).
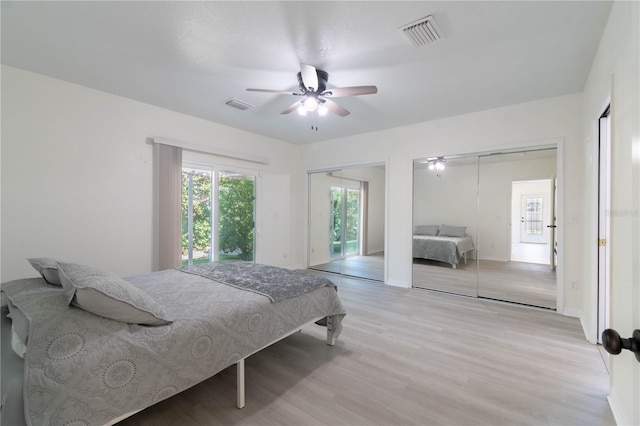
246,64 -> 377,117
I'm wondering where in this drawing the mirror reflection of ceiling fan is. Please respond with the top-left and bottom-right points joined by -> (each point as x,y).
247,64 -> 378,117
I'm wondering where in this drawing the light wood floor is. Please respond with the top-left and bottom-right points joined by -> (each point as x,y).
413,259 -> 557,309
119,273 -> 613,426
313,254 -> 556,309
310,252 -> 385,282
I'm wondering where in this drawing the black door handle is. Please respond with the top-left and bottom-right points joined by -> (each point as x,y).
602,328 -> 640,362
546,225 -> 557,228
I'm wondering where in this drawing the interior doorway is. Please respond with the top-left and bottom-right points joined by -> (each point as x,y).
511,179 -> 553,265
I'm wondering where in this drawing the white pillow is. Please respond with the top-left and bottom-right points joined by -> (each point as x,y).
27,257 -> 63,286
57,262 -> 172,326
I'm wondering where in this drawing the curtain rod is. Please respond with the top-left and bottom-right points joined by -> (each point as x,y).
152,137 -> 270,165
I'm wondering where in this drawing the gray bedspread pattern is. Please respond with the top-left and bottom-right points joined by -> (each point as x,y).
179,261 -> 336,302
2,268 -> 345,426
412,235 -> 474,265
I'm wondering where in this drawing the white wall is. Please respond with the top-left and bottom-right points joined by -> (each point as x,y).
581,2 -> 639,425
299,94 -> 583,314
1,66 -> 299,280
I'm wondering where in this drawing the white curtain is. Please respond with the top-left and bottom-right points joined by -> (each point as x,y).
154,143 -> 182,270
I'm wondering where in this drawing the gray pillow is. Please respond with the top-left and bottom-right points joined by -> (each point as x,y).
414,225 -> 439,236
27,257 -> 62,286
439,224 -> 467,238
57,262 -> 172,326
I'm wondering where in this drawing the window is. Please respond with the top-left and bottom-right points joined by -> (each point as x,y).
181,166 -> 256,266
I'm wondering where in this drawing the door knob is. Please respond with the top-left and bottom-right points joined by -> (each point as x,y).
602,328 -> 640,362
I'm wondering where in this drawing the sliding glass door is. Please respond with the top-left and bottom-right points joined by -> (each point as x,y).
182,167 -> 212,265
218,171 -> 255,261
330,185 -> 360,258
182,166 -> 255,266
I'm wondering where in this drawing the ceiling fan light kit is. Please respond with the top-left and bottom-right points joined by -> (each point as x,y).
425,156 -> 446,170
247,63 -> 377,119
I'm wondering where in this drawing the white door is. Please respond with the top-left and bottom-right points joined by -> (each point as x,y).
520,194 -> 547,244
549,178 -> 557,270
511,179 -> 552,265
597,108 -> 611,342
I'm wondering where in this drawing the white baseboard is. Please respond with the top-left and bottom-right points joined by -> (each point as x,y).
386,278 -> 410,288
561,307 -> 582,318
309,257 -> 331,266
289,263 -> 306,270
608,387 -> 630,426
478,256 -> 510,262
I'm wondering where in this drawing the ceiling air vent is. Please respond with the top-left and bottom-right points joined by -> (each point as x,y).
224,98 -> 254,111
399,15 -> 443,47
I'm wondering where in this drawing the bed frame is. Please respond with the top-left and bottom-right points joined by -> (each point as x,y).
235,314 -> 337,409
102,315 -> 336,425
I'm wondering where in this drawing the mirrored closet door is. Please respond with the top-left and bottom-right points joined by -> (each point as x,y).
477,149 -> 557,309
412,148 -> 558,309
308,165 -> 385,281
412,155 -> 479,296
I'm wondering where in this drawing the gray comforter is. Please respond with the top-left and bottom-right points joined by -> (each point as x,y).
2,268 -> 346,426
180,261 -> 336,302
412,234 -> 474,266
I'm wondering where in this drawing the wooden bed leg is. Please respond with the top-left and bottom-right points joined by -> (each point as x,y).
236,359 -> 245,409
326,315 -> 336,346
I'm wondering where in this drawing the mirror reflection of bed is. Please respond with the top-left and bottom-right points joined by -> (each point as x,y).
412,223 -> 478,296
308,165 -> 385,282
412,148 -> 558,309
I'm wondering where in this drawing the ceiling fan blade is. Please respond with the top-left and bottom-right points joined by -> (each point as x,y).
323,85 -> 378,97
247,88 -> 299,95
300,63 -> 319,92
323,99 -> 350,117
280,100 -> 303,115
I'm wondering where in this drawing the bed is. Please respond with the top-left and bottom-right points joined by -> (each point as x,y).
1,260 -> 346,426
412,224 -> 474,268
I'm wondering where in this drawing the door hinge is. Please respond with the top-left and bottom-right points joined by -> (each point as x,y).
599,238 -> 607,247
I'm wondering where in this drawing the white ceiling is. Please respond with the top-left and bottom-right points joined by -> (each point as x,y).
1,1 -> 612,145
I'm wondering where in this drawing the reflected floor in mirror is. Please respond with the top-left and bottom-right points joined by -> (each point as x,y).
413,259 -> 556,309
310,252 -> 384,282
413,258 -> 478,297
